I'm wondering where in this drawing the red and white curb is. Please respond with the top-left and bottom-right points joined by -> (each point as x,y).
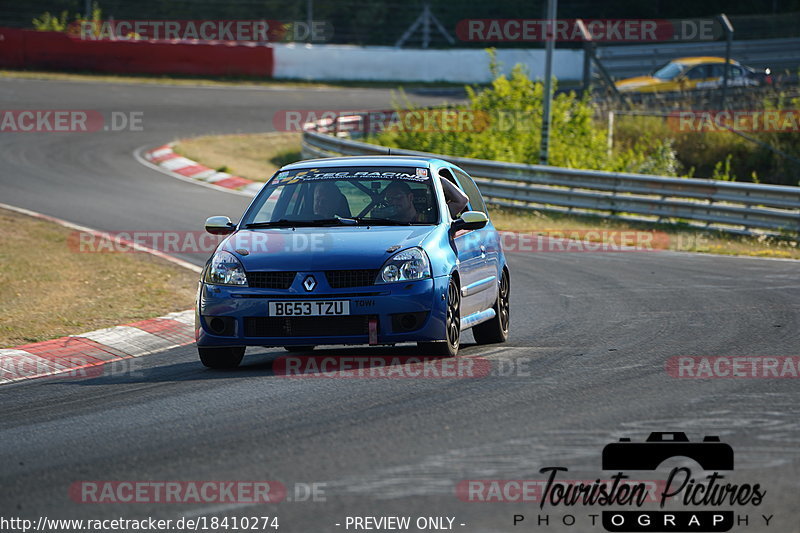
0,202 -> 201,385
0,311 -> 196,384
143,144 -> 263,197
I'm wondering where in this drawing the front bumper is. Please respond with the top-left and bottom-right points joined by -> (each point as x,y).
195,275 -> 449,347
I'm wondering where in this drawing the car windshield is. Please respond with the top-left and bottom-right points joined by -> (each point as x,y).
651,62 -> 686,80
242,166 -> 438,226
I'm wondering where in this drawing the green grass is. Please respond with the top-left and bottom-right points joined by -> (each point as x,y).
0,208 -> 199,347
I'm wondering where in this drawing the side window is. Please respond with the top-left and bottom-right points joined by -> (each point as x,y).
453,169 -> 487,214
685,65 -> 708,80
707,64 -> 726,78
438,168 -> 465,219
729,65 -> 744,77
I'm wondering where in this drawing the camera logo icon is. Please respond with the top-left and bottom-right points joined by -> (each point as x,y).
602,432 -> 734,471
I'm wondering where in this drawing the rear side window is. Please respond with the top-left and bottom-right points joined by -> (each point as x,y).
453,169 -> 487,214
685,65 -> 708,80
707,64 -> 726,78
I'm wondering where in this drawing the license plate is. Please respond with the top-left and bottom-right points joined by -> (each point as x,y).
269,300 -> 350,317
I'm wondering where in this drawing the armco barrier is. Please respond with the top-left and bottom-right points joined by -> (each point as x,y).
596,38 -> 800,80
0,28 -> 274,77
301,116 -> 800,235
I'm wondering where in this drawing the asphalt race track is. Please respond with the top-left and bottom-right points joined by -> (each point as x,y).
1,78 -> 799,532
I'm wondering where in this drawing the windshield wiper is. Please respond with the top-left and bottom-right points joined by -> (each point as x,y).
244,219 -> 297,228
353,217 -> 413,226
324,217 -> 358,225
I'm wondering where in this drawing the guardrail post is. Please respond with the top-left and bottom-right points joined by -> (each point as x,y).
719,14 -> 735,110
539,0 -> 557,166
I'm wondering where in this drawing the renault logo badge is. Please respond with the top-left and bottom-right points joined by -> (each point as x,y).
303,275 -> 317,292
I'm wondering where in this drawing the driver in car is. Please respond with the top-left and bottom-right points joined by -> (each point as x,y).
384,181 -> 420,222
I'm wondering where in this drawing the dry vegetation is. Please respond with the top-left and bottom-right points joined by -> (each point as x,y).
0,208 -> 199,347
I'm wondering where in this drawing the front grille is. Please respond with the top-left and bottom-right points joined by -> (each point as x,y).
244,315 -> 375,337
325,269 -> 379,288
247,271 -> 296,289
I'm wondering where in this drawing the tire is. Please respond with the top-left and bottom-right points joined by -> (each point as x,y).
472,269 -> 510,345
284,345 -> 316,353
418,276 -> 461,357
198,346 -> 245,369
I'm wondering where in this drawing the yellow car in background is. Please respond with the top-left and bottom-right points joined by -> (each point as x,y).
615,57 -> 771,93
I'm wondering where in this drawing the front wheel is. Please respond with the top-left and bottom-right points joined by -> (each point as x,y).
418,276 -> 461,357
198,346 -> 245,369
472,269 -> 510,344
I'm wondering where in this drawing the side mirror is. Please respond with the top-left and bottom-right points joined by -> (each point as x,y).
205,216 -> 235,235
450,211 -> 488,233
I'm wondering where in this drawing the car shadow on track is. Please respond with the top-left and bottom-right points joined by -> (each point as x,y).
49,342 -> 482,386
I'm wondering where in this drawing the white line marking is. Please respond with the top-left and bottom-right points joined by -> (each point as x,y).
163,310 -> 195,326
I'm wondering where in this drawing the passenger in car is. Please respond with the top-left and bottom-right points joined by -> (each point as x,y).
313,181 -> 351,218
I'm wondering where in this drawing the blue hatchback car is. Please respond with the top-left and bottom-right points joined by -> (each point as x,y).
196,156 -> 510,368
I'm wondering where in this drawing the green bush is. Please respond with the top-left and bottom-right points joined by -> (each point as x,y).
32,2 -> 103,37
371,62 -> 680,176
371,56 -> 799,185
613,95 -> 800,186
32,11 -> 69,32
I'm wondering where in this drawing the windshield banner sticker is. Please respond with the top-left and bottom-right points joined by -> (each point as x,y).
271,168 -> 430,184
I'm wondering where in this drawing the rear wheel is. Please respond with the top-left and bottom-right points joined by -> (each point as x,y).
284,345 -> 316,353
198,346 -> 245,369
472,269 -> 510,345
418,276 -> 461,357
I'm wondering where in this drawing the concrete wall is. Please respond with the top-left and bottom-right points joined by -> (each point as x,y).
273,44 -> 584,82
0,28 -> 584,83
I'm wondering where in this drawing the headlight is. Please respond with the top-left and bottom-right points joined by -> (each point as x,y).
204,251 -> 248,286
377,247 -> 431,283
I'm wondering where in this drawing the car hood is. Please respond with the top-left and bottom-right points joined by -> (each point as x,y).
221,226 -> 436,271
615,76 -> 661,90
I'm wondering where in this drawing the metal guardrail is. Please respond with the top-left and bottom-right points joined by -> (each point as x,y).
301,118 -> 800,235
595,38 -> 800,80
